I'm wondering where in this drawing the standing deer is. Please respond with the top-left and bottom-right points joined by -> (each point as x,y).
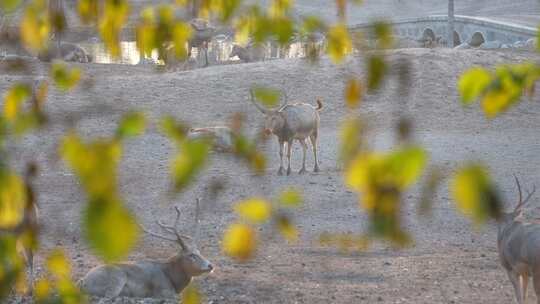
78,206 -> 213,299
498,176 -> 538,304
249,89 -> 322,175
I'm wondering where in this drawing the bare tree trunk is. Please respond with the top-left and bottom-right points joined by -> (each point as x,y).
447,0 -> 455,48
48,0 -> 64,57
190,0 -> 200,19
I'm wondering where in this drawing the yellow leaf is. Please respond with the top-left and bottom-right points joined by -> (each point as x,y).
20,0 -> 50,52
458,67 -> 492,104
182,283 -> 201,304
326,23 -> 352,63
451,164 -> 501,224
234,198 -> 272,223
339,117 -> 363,166
0,172 -> 27,229
99,0 -> 129,58
344,78 -> 362,108
279,188 -> 303,207
78,0 -> 99,24
3,84 -> 31,122
222,223 -> 256,261
46,249 -> 70,279
172,21 -> 193,59
34,279 -> 51,300
276,214 -> 298,242
269,0 -> 293,18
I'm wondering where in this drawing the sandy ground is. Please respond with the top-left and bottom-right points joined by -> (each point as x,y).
2,47 -> 540,303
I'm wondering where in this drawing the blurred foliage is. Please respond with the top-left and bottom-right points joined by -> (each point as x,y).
99,0 -> 129,58
60,113 -> 147,262
326,23 -> 352,63
344,78 -> 362,108
51,63 -> 81,91
346,146 -> 427,246
34,249 -> 86,304
451,164 -> 502,224
182,282 -> 202,304
223,188 -> 302,261
252,86 -> 281,108
20,0 -> 50,52
136,5 -> 192,63
0,0 -> 538,299
459,63 -> 540,118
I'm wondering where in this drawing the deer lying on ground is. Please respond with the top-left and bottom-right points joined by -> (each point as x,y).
498,176 -> 538,304
187,126 -> 234,152
229,44 -> 267,63
249,89 -> 322,175
38,42 -> 91,63
78,207 -> 213,299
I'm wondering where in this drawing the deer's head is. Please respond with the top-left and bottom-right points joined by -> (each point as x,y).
249,89 -> 289,136
140,205 -> 214,276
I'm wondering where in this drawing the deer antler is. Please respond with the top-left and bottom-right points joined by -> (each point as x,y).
140,207 -> 191,250
513,175 -> 536,213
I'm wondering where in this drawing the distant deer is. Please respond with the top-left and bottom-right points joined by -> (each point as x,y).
249,89 -> 322,175
229,43 -> 267,63
78,206 -> 213,299
498,176 -> 538,304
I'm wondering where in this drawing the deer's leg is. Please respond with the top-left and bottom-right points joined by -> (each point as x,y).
278,140 -> 285,175
299,139 -> 307,174
203,42 -> 209,67
508,270 -> 523,304
522,272 -> 529,304
309,134 -> 320,172
286,140 -> 293,176
532,271 -> 540,304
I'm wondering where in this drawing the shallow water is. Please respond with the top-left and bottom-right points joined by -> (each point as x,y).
78,37 -> 325,66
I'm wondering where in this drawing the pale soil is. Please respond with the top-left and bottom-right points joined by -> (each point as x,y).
2,48 -> 540,303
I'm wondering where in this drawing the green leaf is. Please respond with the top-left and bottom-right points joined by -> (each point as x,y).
20,0 -> 50,52
252,87 -> 280,108
279,188 -> 303,207
0,0 -> 22,12
51,63 -> 81,91
458,67 -> 492,104
116,112 -> 146,139
160,116 -> 188,142
171,139 -> 210,191
366,55 -> 387,91
373,21 -> 393,48
84,199 -> 139,262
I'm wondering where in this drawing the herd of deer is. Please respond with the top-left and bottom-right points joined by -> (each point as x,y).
8,83 -> 538,303
2,18 -> 539,304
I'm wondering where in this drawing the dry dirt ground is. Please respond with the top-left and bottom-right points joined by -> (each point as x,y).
2,48 -> 540,303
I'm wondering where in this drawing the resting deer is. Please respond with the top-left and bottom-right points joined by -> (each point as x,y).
249,89 -> 322,175
498,176 -> 538,304
78,206 -> 213,299
187,126 -> 234,152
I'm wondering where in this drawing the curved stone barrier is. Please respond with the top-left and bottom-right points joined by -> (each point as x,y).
350,15 -> 537,47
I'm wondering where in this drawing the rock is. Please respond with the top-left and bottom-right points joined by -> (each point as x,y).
480,40 -> 501,49
454,43 -> 472,50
